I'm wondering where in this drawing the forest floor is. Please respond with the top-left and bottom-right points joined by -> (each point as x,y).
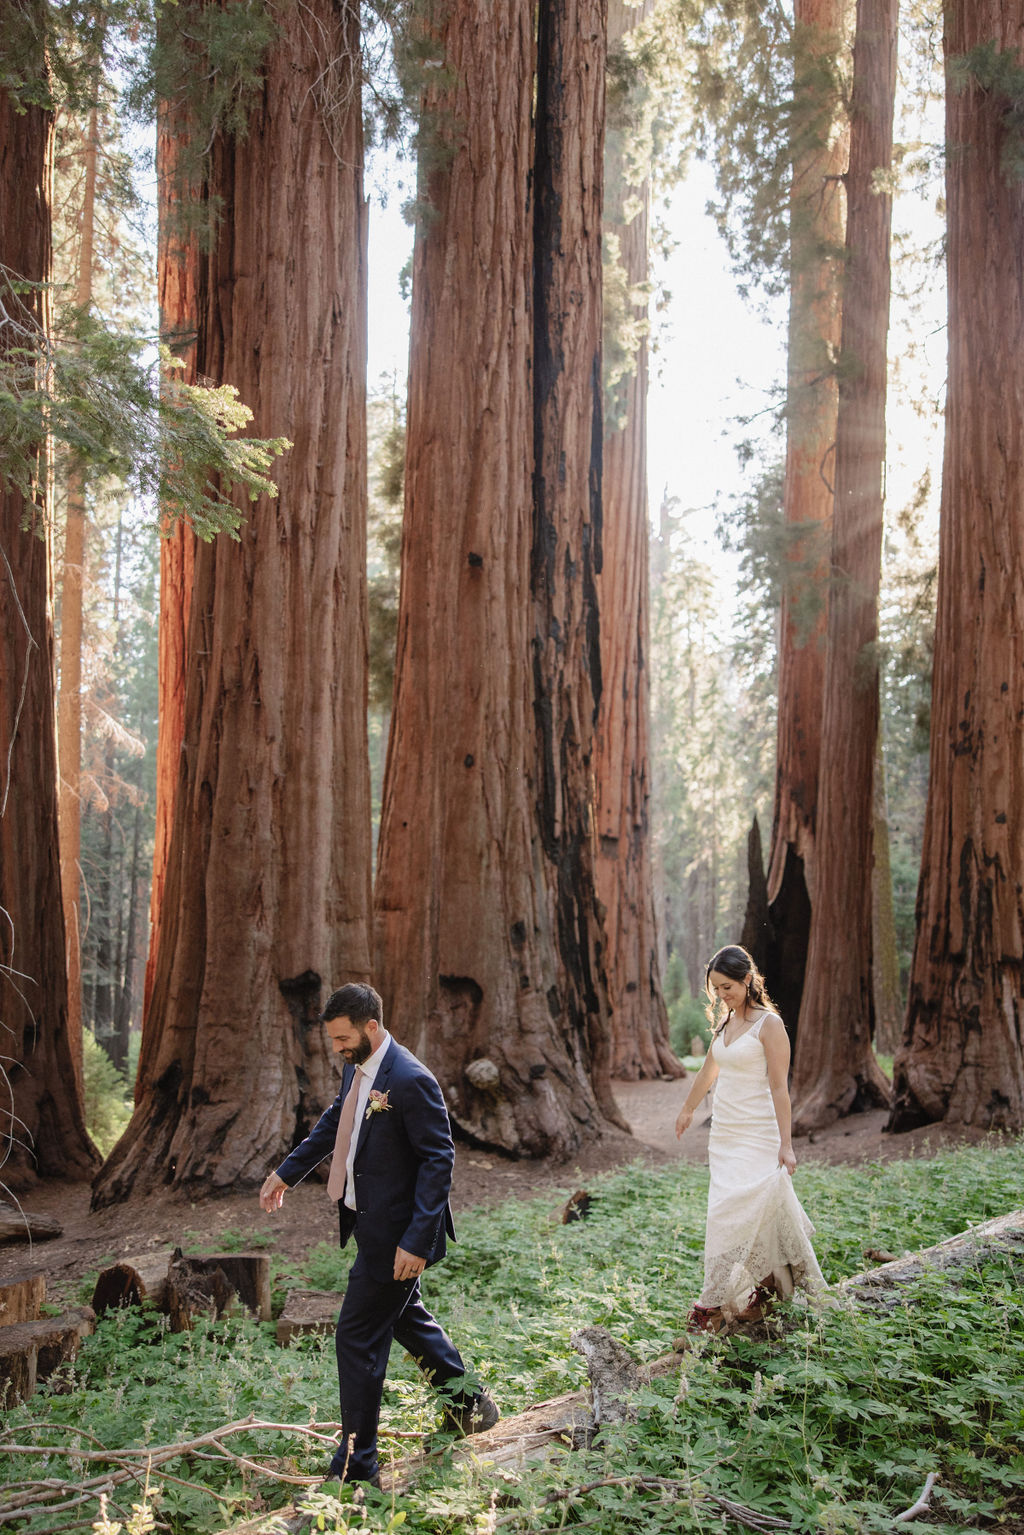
2,1075 -> 997,1305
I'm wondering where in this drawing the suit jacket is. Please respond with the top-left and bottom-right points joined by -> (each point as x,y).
276,1038 -> 457,1281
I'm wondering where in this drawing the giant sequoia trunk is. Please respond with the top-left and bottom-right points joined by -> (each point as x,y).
94,0 -> 372,1202
759,0 -> 849,1032
596,0 -> 681,1082
375,0 -> 624,1156
791,0 -> 896,1128
0,69 -> 98,1185
889,0 -> 1024,1132
139,81 -> 198,1058
533,0 -> 624,1134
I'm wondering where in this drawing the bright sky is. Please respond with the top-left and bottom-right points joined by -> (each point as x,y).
365,161 -> 784,573
365,146 -> 945,579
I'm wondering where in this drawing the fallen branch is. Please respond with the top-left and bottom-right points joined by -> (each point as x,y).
491,1473 -> 791,1533
0,1417 -> 347,1530
894,1471 -> 937,1523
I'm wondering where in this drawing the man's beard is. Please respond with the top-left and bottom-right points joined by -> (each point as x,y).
345,1027 -> 373,1066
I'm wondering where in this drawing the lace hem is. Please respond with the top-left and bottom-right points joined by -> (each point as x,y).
700,1205 -> 825,1313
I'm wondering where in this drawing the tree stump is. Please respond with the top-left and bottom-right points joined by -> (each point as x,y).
166,1253 -> 272,1332
0,1205 -> 63,1245
0,1271 -> 46,1326
0,1306 -> 95,1404
275,1288 -> 343,1346
91,1255 -> 172,1317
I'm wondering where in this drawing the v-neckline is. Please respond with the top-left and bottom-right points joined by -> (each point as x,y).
720,1009 -> 765,1049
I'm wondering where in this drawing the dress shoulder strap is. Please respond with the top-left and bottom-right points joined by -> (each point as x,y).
749,1009 -> 781,1041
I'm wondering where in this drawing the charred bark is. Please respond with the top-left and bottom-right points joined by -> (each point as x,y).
533,0 -> 625,1136
596,0 -> 681,1082
791,0 -> 897,1129
889,0 -> 1024,1132
0,64 -> 98,1185
93,0 -> 372,1202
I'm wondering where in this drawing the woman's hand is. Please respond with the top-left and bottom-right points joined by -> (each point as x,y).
675,1105 -> 694,1139
778,1144 -> 796,1176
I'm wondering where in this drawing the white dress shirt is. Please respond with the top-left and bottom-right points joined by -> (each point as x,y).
343,1030 -> 391,1211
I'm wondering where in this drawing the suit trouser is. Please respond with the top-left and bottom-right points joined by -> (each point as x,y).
329,1248 -> 467,1481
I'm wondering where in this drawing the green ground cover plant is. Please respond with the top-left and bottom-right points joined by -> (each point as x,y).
1,1140 -> 1022,1534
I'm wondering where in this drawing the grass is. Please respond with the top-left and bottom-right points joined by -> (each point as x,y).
2,1139 -> 1023,1534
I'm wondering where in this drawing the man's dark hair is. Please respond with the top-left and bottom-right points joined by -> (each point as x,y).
321,983 -> 383,1027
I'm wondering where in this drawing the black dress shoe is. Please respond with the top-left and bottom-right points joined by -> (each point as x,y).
443,1388 -> 500,1436
322,1469 -> 382,1490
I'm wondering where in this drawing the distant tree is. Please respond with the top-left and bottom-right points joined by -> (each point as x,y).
55,93 -> 99,1091
890,0 -> 1024,1132
791,0 -> 897,1129
0,37 -> 99,1184
78,502 -> 156,1074
94,0 -> 373,1201
650,494 -> 773,998
597,0 -> 682,1081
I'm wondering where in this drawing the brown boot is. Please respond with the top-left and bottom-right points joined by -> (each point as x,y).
686,1303 -> 725,1334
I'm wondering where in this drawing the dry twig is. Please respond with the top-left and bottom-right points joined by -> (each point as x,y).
0,1416 -> 354,1531
491,1473 -> 791,1532
894,1471 -> 937,1523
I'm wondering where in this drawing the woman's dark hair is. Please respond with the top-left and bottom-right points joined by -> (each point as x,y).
704,944 -> 777,1034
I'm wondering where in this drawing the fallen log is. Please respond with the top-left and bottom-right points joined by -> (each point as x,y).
0,1306 -> 96,1404
839,1208 -> 1024,1306
0,1204 -> 63,1245
0,1271 -> 46,1326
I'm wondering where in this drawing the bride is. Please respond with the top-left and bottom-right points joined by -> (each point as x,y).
675,943 -> 825,1330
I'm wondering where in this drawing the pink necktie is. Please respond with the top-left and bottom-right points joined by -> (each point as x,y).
327,1075 -> 359,1201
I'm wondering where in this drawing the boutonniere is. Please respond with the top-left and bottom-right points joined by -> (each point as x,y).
365,1088 -> 391,1121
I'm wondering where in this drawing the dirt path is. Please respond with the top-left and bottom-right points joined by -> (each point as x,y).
1,1076 -> 995,1303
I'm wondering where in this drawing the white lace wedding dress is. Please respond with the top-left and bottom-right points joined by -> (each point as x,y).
699,1011 -> 825,1314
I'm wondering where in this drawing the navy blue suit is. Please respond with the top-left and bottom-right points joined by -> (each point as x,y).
276,1038 -> 468,1481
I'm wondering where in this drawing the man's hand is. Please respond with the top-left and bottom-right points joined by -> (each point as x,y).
394,1246 -> 426,1282
260,1172 -> 287,1212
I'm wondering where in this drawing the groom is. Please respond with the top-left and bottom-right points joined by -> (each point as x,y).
259,982 -> 498,1485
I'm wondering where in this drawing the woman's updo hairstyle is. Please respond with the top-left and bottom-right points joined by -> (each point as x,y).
704,944 -> 777,1035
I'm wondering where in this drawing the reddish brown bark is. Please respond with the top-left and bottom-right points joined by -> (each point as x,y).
0,70 -> 98,1185
138,85 -> 198,1082
596,0 -> 680,1081
93,0 -> 372,1201
533,0 -> 624,1135
889,0 -> 1024,1131
375,0 -> 624,1156
760,0 -> 849,1029
791,0 -> 897,1128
